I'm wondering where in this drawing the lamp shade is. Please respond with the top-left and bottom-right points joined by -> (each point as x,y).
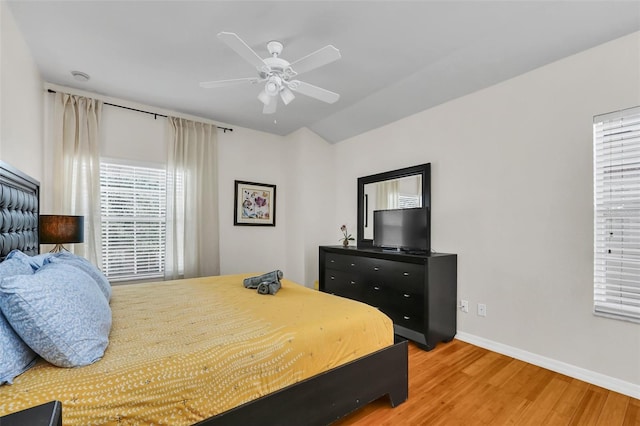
39,215 -> 84,244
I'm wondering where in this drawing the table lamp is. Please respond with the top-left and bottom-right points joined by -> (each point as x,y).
39,215 -> 84,253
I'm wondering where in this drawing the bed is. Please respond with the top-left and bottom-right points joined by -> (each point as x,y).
0,160 -> 408,425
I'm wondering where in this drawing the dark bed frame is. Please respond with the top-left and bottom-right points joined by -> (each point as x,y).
0,161 -> 39,261
0,160 -> 409,425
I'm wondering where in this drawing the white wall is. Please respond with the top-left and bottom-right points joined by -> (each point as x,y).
283,127 -> 335,286
334,32 -> 640,390
0,1 -> 43,180
217,125 -> 290,277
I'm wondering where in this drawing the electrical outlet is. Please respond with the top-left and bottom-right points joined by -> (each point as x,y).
478,303 -> 487,317
460,299 -> 469,313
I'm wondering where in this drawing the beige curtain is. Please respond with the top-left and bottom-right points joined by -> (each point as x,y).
165,117 -> 219,279
52,93 -> 103,265
376,180 -> 399,210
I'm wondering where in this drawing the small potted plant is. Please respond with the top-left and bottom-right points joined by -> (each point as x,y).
340,224 -> 355,247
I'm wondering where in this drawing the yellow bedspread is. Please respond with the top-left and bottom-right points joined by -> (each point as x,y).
0,274 -> 393,425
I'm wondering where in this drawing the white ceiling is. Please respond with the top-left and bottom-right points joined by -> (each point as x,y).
8,1 -> 640,143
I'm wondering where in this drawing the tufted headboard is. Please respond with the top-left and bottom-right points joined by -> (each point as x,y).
0,161 -> 39,261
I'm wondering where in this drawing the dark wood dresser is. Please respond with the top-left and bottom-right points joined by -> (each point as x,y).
319,245 -> 457,350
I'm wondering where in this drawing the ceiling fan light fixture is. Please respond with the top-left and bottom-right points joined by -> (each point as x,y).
280,86 -> 295,105
257,90 -> 271,106
265,76 -> 281,96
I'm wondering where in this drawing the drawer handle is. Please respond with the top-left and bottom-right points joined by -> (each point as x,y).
330,260 -> 335,263
350,263 -> 356,267
403,272 -> 410,276
403,315 -> 411,320
403,293 -> 411,298
330,276 -> 335,280
350,280 -> 356,285
374,267 -> 380,271
373,286 -> 380,290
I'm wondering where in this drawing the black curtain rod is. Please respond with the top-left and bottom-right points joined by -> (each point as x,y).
46,89 -> 233,133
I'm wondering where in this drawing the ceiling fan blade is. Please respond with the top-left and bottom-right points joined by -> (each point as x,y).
262,96 -> 278,114
290,45 -> 341,75
288,80 -> 340,104
217,32 -> 266,70
200,77 -> 259,89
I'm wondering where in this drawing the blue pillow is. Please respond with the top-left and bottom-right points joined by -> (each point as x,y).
1,251 -> 34,276
45,252 -> 111,301
5,249 -> 52,272
0,310 -> 37,385
27,253 -> 54,270
0,262 -> 112,367
0,255 -> 38,385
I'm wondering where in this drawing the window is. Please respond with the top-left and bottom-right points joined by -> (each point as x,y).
100,161 -> 166,282
593,106 -> 640,323
398,194 -> 421,209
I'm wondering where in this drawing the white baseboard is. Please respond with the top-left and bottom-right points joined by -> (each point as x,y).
455,331 -> 640,399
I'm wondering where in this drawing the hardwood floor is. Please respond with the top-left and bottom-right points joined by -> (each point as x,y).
335,340 -> 640,425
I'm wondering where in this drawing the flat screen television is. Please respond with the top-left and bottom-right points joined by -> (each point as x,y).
373,207 -> 429,253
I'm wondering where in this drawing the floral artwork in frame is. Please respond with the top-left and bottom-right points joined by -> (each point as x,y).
234,180 -> 276,226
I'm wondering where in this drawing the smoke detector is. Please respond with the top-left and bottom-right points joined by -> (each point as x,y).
71,71 -> 90,82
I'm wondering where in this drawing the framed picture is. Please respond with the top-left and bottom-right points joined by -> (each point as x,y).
234,180 -> 276,226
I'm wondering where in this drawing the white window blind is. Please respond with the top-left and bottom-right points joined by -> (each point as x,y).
594,106 -> 640,323
100,162 -> 166,282
398,194 -> 421,209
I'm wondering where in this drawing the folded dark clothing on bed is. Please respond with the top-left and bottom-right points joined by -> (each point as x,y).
243,270 -> 283,289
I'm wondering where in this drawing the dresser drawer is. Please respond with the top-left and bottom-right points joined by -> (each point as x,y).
323,269 -> 362,301
387,289 -> 423,315
360,282 -> 423,331
325,253 -> 367,271
365,259 -> 425,293
383,303 -> 424,332
388,312 -> 423,332
360,283 -> 388,309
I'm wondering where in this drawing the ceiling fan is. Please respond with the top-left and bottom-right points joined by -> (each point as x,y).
200,32 -> 341,114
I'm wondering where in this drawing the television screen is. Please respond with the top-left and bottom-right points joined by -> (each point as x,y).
373,208 -> 429,252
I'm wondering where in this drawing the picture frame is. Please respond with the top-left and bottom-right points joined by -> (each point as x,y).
234,180 -> 276,226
